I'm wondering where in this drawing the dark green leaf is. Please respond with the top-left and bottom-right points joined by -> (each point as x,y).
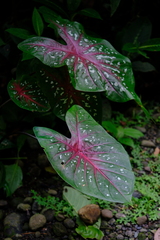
139,38 -> 160,51
123,128 -> 144,139
118,137 -> 135,148
67,0 -> 81,12
36,64 -> 102,122
0,37 -> 5,46
5,164 -> 23,196
32,8 -> 44,36
6,28 -> 34,39
0,162 -> 6,188
78,8 -> 102,20
102,121 -> 117,136
110,0 -> 121,16
132,61 -> 156,72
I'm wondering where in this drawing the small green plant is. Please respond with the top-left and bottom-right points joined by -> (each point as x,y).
102,120 -> 143,148
31,189 -> 74,217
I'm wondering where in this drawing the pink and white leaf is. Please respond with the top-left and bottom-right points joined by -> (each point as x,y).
33,105 -> 135,203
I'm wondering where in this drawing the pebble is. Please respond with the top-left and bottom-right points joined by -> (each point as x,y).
3,212 -> 24,237
137,216 -> 147,225
48,189 -> 58,195
17,203 -> 31,211
134,126 -> 146,133
29,213 -> 46,230
63,218 -> 75,228
0,200 -> 8,206
116,234 -> 124,239
35,231 -> 41,237
23,197 -> 33,204
125,230 -> 133,237
52,222 -> 67,236
141,140 -> 155,147
101,209 -> 113,219
115,212 -> 126,219
41,208 -> 55,222
78,204 -> 101,224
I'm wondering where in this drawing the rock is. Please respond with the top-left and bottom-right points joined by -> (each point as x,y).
63,218 -> 75,229
32,200 -> 42,213
101,209 -> 113,219
0,200 -> 8,206
137,232 -> 146,240
125,230 -> 133,237
116,225 -> 122,230
55,213 -> 65,221
116,234 -> 124,239
132,190 -> 143,198
100,220 -> 110,229
109,232 -> 117,239
37,153 -> 49,167
0,209 -> 4,220
115,212 -> 126,219
141,140 -> 155,147
41,209 -> 55,222
23,197 -> 33,204
9,197 -> 24,208
52,222 -> 67,236
29,213 -> 46,230
4,238 -> 13,240
139,228 -> 147,232
78,204 -> 101,224
144,166 -> 151,172
137,216 -> 147,225
48,189 -> 57,196
108,218 -> 116,225
3,212 -> 25,237
35,231 -> 41,237
134,126 -> 146,133
17,203 -> 31,211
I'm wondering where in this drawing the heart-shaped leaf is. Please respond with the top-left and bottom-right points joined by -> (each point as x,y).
36,64 -> 102,121
34,105 -> 135,203
8,77 -> 50,112
18,16 -> 139,103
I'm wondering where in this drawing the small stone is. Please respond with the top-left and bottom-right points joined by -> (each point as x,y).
141,140 -> 155,147
109,232 -> 117,239
48,189 -> 57,196
3,212 -> 24,237
101,209 -> 113,219
132,190 -> 143,198
4,238 -> 13,240
78,204 -> 101,224
0,209 -> 5,220
29,213 -> 46,230
23,197 -> 33,204
139,228 -> 147,232
137,216 -> 147,225
134,126 -> 146,133
144,166 -> 151,172
17,203 -> 31,211
116,234 -> 124,239
55,213 -> 65,221
41,209 -> 55,222
35,231 -> 41,238
52,222 -> 67,236
115,212 -> 126,219
137,232 -> 146,240
63,218 -> 75,228
100,220 -> 110,229
0,200 -> 8,206
116,225 -> 122,230
125,230 -> 133,237
108,218 -> 116,225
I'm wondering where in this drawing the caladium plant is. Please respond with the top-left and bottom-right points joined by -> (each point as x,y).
34,105 -> 135,203
18,10 -> 143,106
